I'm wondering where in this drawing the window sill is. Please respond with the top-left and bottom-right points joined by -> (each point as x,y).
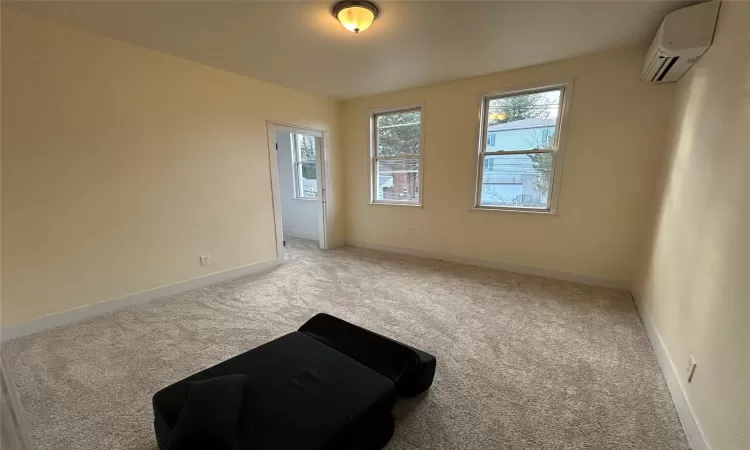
470,206 -> 557,216
369,201 -> 423,209
293,197 -> 318,202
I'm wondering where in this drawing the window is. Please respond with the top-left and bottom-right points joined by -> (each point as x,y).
476,84 -> 568,211
292,133 -> 318,199
371,107 -> 423,205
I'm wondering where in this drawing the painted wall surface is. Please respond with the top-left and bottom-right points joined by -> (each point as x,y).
634,2 -> 750,449
342,46 -> 675,284
0,10 -> 342,325
275,131 -> 319,241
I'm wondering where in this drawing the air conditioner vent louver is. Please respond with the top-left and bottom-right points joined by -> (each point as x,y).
654,56 -> 679,82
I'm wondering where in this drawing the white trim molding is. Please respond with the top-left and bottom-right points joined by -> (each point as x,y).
473,78 -> 574,214
267,122 -> 333,251
368,103 -> 426,207
346,240 -> 630,290
0,258 -> 281,343
266,122 -> 288,260
632,288 -> 709,450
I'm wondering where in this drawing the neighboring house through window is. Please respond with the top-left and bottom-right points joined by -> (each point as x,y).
371,107 -> 423,205
292,133 -> 318,199
476,84 -> 570,212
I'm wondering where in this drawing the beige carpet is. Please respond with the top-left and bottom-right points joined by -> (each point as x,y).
2,238 -> 689,449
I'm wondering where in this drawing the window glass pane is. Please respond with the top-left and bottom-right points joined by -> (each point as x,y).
376,158 -> 419,203
376,110 -> 421,157
296,134 -> 316,162
479,153 -> 552,209
298,162 -> 317,198
486,89 -> 561,151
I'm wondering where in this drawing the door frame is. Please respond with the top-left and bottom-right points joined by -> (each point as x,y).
266,122 -> 332,260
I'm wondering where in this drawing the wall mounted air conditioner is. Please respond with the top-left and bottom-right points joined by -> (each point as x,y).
641,1 -> 720,83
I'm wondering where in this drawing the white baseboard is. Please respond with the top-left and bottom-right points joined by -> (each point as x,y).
0,257 -> 281,343
284,229 -> 319,241
346,240 -> 631,290
632,288 -> 709,450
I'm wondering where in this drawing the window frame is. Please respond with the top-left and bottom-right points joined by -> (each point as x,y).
474,80 -> 573,214
291,133 -> 318,200
369,104 -> 425,207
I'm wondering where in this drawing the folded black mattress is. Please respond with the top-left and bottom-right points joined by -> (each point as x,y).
153,331 -> 397,450
299,313 -> 436,397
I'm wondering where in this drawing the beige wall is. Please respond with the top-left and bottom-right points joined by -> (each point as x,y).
634,2 -> 749,449
342,46 -> 675,285
0,9 -> 343,325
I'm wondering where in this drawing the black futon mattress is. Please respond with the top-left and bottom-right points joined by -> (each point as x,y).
153,331 -> 397,450
153,314 -> 436,450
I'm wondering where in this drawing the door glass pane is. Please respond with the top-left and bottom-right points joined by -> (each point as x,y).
486,89 -> 561,151
479,153 -> 552,209
376,158 -> 419,203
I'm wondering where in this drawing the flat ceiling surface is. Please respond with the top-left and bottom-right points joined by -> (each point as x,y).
9,1 -> 691,99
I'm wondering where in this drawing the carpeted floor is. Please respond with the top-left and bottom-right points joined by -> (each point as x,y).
2,238 -> 689,449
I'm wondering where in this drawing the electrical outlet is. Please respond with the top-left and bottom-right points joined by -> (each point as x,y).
686,355 -> 697,382
200,255 -> 211,266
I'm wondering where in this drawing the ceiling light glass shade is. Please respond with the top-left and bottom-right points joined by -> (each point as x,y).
333,1 -> 378,33
337,7 -> 373,33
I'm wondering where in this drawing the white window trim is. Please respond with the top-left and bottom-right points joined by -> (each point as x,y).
291,133 -> 319,201
369,104 -> 425,207
473,79 -> 573,214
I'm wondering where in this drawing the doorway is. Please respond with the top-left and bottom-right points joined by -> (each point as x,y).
267,123 -> 329,259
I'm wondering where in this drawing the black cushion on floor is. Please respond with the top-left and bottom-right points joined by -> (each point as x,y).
165,374 -> 247,450
153,331 -> 396,450
299,313 -> 437,397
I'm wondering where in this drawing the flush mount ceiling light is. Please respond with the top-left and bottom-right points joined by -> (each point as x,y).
333,0 -> 379,34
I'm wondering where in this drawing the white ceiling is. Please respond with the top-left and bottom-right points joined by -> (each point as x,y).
10,1 -> 693,99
